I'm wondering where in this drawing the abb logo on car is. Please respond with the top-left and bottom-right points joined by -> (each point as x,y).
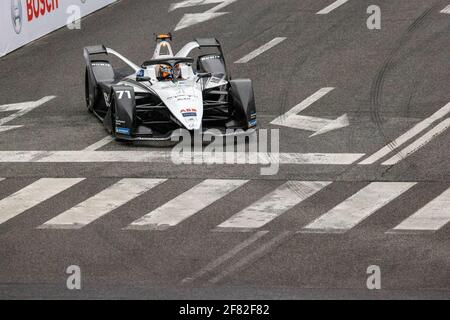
181,108 -> 197,117
26,0 -> 60,21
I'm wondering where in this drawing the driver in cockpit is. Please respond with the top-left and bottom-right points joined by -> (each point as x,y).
157,64 -> 183,81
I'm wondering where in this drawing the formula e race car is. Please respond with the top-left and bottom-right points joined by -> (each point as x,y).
83,34 -> 257,141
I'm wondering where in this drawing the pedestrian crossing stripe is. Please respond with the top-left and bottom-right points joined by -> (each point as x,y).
127,179 -> 248,230
0,178 -> 448,234
0,178 -> 84,225
391,187 -> 450,233
40,179 -> 166,229
302,182 -> 416,233
216,181 -> 331,231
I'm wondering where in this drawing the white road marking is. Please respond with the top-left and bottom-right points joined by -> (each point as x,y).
170,0 -> 224,12
272,88 -> 334,122
173,0 -> 238,31
209,231 -> 291,284
235,38 -> 287,64
302,182 -> 416,233
0,126 -> 22,133
382,118 -> 450,165
175,12 -> 229,30
216,181 -> 331,231
360,102 -> 450,164
277,114 -> 350,137
0,151 -> 365,165
127,179 -> 248,230
83,136 -> 114,151
182,230 -> 268,284
271,88 -> 349,137
40,179 -> 166,229
441,5 -> 450,14
0,178 -> 83,225
390,188 -> 450,233
0,96 -> 55,133
317,0 -> 350,14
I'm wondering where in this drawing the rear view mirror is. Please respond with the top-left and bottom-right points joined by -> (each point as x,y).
136,76 -> 151,82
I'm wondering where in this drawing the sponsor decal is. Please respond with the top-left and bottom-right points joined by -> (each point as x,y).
92,62 -> 111,67
209,77 -> 220,84
26,0 -> 60,22
137,69 -> 145,77
181,108 -> 197,118
200,55 -> 221,61
11,0 -> 23,34
116,127 -> 130,135
103,93 -> 111,106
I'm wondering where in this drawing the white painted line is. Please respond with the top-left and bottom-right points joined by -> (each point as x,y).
127,179 -> 248,230
0,96 -> 55,133
170,0 -> 224,12
83,136 -> 114,151
175,12 -> 228,31
40,179 -> 166,229
390,188 -> 450,233
303,182 -> 416,233
0,126 -> 22,133
360,102 -> 450,164
0,178 -> 84,225
0,96 -> 55,126
235,38 -> 287,64
0,151 -> 365,165
271,88 -> 334,124
317,0 -> 349,14
382,118 -> 450,165
209,231 -> 291,284
182,230 -> 268,284
173,0 -> 239,30
216,181 -> 331,231
441,5 -> 450,14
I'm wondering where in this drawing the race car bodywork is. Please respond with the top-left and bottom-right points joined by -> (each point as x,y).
83,36 -> 257,141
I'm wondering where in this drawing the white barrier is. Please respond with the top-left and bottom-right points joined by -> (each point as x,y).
1,0 -> 117,57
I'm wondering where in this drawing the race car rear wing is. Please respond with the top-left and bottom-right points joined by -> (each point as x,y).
83,45 -> 140,72
195,38 -> 222,48
177,38 -> 224,58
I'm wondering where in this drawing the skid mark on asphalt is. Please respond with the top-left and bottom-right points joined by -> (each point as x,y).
181,230 -> 269,284
359,102 -> 450,165
382,118 -> 450,165
364,6 -> 441,166
209,231 -> 292,284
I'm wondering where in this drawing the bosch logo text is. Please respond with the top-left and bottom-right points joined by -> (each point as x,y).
26,0 -> 60,21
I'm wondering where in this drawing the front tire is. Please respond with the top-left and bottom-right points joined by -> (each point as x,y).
85,68 -> 97,113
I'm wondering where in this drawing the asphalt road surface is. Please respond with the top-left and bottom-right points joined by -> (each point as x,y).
0,0 -> 450,299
